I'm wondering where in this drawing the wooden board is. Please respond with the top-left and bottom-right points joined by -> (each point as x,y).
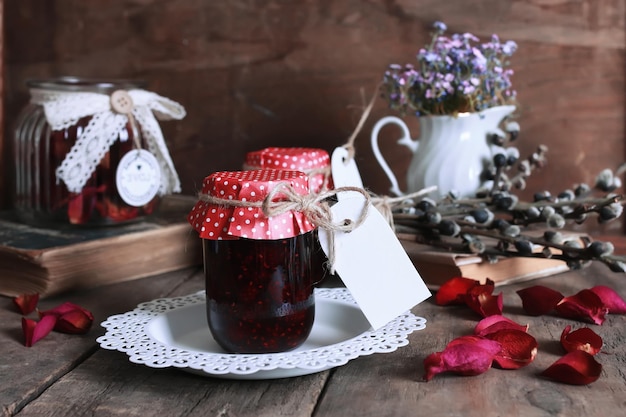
1,262 -> 625,416
0,267 -> 201,416
0,195 -> 203,297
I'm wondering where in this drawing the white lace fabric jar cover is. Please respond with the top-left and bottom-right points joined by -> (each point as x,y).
13,77 -> 186,226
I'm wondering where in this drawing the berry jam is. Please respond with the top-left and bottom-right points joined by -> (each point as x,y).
203,232 -> 318,353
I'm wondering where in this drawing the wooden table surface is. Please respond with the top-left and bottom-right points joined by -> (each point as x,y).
1,262 -> 625,417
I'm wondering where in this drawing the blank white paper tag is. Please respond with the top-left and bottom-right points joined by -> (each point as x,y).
318,189 -> 431,330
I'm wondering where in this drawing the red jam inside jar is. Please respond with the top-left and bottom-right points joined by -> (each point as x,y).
203,233 -> 317,353
188,169 -> 322,354
243,147 -> 334,287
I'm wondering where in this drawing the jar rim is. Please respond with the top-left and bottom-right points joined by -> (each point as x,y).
26,76 -> 147,92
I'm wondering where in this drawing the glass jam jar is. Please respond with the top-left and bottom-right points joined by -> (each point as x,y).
245,147 -> 334,285
188,169 -> 320,354
244,147 -> 332,193
13,77 -> 158,226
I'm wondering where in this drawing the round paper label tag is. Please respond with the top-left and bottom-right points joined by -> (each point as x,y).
116,149 -> 161,207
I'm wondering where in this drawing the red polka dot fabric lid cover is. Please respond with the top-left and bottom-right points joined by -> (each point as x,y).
244,147 -> 331,192
188,169 -> 316,240
244,147 -> 330,171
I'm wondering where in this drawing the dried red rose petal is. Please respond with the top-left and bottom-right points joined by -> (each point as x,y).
13,293 -> 40,315
484,328 -> 538,369
67,185 -> 106,225
423,335 -> 502,381
474,315 -> 529,337
102,197 -> 141,221
39,302 -> 94,334
22,315 -> 57,347
589,285 -> 626,314
560,325 -> 603,355
55,309 -> 94,334
435,277 -> 480,306
540,350 -> 602,385
516,285 -> 564,316
464,282 -> 502,317
39,301 -> 84,317
555,289 -> 607,325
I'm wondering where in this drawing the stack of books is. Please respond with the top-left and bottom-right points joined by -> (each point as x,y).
0,196 -> 202,297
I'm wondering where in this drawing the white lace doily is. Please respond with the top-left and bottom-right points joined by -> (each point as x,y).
97,288 -> 427,379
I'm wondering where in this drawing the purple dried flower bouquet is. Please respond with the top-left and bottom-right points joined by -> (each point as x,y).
382,22 -> 517,116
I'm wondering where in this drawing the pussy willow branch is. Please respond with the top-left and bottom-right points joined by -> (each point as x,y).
391,147 -> 626,273
396,195 -> 622,225
395,219 -> 626,272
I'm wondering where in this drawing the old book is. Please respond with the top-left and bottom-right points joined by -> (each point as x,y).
0,195 -> 202,298
398,233 -> 587,288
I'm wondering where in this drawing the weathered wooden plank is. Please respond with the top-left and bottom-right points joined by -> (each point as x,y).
12,269 -> 328,417
16,350 -> 328,417
314,262 -> 626,417
3,259 -> 626,416
0,267 -> 200,417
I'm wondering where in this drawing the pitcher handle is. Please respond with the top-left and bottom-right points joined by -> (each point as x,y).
370,116 -> 417,197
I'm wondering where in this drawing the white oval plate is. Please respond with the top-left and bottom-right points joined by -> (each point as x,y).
97,288 -> 427,380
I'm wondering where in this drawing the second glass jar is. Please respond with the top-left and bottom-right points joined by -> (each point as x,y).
13,77 -> 158,226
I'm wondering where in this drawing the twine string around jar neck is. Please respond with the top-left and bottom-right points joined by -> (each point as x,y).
198,183 -> 371,274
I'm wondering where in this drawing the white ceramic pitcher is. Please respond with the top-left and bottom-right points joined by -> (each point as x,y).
371,105 -> 516,199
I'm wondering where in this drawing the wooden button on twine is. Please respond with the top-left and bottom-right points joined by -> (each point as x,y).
110,90 -> 134,114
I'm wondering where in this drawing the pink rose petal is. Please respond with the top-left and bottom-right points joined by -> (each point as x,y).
555,289 -> 607,325
22,315 -> 57,347
423,335 -> 502,381
589,285 -> 626,314
474,315 -> 529,337
39,301 -> 90,318
39,302 -> 94,334
560,325 -> 603,355
540,350 -> 602,385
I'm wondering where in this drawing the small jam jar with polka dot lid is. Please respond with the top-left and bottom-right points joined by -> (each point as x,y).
244,147 -> 332,193
188,169 -> 322,353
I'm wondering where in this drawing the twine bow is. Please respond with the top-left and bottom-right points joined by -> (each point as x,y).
30,88 -> 186,194
199,183 -> 371,273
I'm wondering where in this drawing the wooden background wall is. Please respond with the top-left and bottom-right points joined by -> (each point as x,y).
2,0 -> 625,233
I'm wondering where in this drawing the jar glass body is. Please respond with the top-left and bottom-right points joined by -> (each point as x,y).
13,77 -> 158,226
203,231 -> 319,354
